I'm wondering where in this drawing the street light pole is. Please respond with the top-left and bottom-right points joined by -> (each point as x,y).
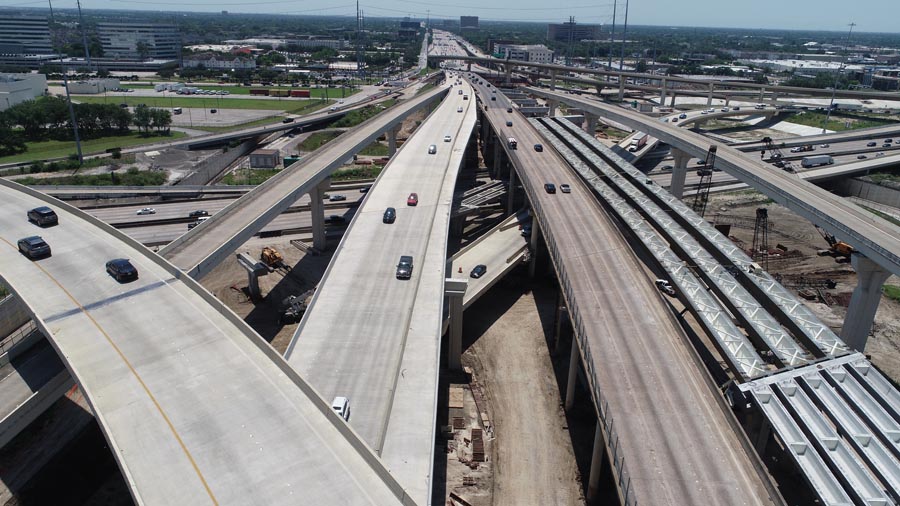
823,22 -> 856,134
48,0 -> 82,165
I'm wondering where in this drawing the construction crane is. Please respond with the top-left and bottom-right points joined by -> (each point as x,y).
691,145 -> 717,217
815,226 -> 854,262
760,136 -> 788,169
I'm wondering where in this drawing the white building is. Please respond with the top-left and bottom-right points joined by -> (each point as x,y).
183,56 -> 256,70
0,73 -> 47,111
495,44 -> 554,64
67,78 -> 121,94
289,38 -> 348,50
98,22 -> 180,60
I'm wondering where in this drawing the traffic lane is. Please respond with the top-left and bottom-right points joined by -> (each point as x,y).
0,188 -> 405,505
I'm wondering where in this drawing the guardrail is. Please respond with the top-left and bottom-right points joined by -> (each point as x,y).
0,320 -> 37,358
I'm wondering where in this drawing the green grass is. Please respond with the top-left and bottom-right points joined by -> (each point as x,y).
359,142 -> 388,156
416,83 -> 436,96
221,168 -> 281,185
332,165 -> 383,181
193,116 -> 285,133
331,100 -> 396,128
15,168 -> 168,186
884,285 -> 900,303
867,172 -> 900,185
73,95 -> 334,113
787,111 -> 899,132
298,131 -> 342,151
0,132 -> 186,164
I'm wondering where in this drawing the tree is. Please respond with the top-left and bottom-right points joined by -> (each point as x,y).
133,104 -> 152,136
150,108 -> 172,134
136,42 -> 150,61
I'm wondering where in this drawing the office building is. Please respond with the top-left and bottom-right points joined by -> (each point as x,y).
183,56 -> 256,70
0,15 -> 53,55
495,44 -> 554,64
98,22 -> 180,60
460,16 -> 479,29
547,21 -> 601,42
0,73 -> 47,111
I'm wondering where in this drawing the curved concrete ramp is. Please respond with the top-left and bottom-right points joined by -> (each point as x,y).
0,179 -> 415,506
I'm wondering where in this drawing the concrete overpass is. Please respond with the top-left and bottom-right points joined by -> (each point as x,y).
472,78 -> 780,506
0,178 -> 418,506
529,87 -> 900,352
160,85 -> 448,279
285,80 -> 478,504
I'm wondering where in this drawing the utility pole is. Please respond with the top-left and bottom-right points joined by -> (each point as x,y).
48,0 -> 83,165
356,1 -> 364,84
619,0 -> 629,73
822,22 -> 856,134
565,16 -> 575,67
75,0 -> 91,71
606,0 -> 617,79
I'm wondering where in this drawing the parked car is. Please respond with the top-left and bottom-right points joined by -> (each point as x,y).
407,193 -> 418,206
470,264 -> 487,279
544,183 -> 556,194
106,258 -> 138,282
27,206 -> 58,227
534,143 -> 543,152
329,194 -> 347,202
136,207 -> 156,215
396,255 -> 414,279
655,279 -> 676,297
17,236 -> 51,259
383,207 -> 396,224
559,184 -> 571,193
188,210 -> 209,218
331,397 -> 350,421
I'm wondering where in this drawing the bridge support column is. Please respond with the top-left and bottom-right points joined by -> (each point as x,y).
759,87 -> 765,102
528,217 -> 540,278
841,255 -> 891,352
565,338 -> 580,411
548,99 -> 557,116
670,148 -> 691,199
507,166 -> 517,214
554,303 -> 569,354
550,69 -> 557,90
587,423 -> 608,502
310,178 -> 330,251
504,64 -> 512,85
467,62 -> 471,72
618,79 -> 625,102
492,141 -> 502,179
584,114 -> 598,136
387,125 -> 400,157
659,78 -> 667,105
236,253 -> 269,300
446,278 -> 468,372
706,83 -> 715,107
670,93 -> 677,107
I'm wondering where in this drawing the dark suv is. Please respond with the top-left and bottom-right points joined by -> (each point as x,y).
396,255 -> 413,279
17,236 -> 51,259
383,207 -> 396,224
106,258 -> 139,282
27,206 -> 58,227
188,210 -> 209,218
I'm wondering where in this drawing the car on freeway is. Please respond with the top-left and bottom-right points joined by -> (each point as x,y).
470,264 -> 487,279
721,108 -> 729,112
136,207 -> 156,215
444,135 -> 452,142
559,184 -> 571,193
671,118 -> 678,123
282,117 -> 294,123
661,165 -> 674,171
17,236 -> 51,259
876,152 -> 885,158
700,110 -> 708,115
491,96 -> 496,101
457,107 -> 463,113
858,154 -> 868,160
383,207 -> 396,224
428,144 -> 437,154
696,159 -> 706,165
534,144 -> 543,152
790,147 -> 803,153
679,113 -> 687,119
697,168 -> 713,176
188,210 -> 209,218
458,89 -> 463,95
820,144 -> 830,148
507,107 -> 513,113
506,121 -> 513,127
106,258 -> 138,283
359,186 -> 371,193
187,216 -> 210,229
325,215 -> 346,224
885,138 -> 893,143
867,141 -> 878,147
331,397 -> 350,421
396,255 -> 414,279
883,144 -> 892,148
329,194 -> 347,202
732,106 -> 741,111
407,193 -> 418,206
544,183 -> 556,194
655,279 -> 676,297
27,206 -> 58,227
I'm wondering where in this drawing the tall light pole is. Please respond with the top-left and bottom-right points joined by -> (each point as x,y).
822,22 -> 856,134
75,0 -> 92,71
618,0 -> 629,73
48,0 -> 83,164
606,0 -> 617,79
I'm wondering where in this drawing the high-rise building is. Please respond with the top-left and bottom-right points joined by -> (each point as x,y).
547,21 -> 601,42
460,16 -> 479,29
97,22 -> 180,60
0,15 -> 53,55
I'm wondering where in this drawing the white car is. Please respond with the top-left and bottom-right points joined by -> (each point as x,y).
444,135 -> 452,142
331,396 -> 350,421
655,279 -> 676,297
457,107 -> 463,113
136,207 -> 156,215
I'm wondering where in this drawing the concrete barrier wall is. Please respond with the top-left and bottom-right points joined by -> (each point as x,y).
0,295 -> 30,339
836,178 -> 900,209
177,139 -> 257,186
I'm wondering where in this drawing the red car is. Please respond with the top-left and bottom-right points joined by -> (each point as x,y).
407,193 -> 418,206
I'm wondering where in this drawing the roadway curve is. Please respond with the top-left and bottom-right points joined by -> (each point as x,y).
0,179 -> 416,506
530,87 -> 900,278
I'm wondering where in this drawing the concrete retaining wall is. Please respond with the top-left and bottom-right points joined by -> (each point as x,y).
0,295 -> 30,339
177,139 -> 257,186
836,178 -> 900,209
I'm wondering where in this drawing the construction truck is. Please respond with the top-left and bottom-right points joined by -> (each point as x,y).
815,226 -> 853,262
260,246 -> 291,273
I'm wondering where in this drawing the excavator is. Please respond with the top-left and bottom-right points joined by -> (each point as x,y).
815,226 -> 854,262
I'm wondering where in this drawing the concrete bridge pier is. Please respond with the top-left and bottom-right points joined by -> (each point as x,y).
504,64 -> 512,85
387,125 -> 401,157
528,217 -> 541,278
841,254 -> 891,351
548,99 -> 557,116
587,423 -> 609,502
445,278 -> 468,372
553,303 -> 569,354
618,79 -> 626,102
310,178 -> 330,251
659,78 -> 667,106
706,83 -> 715,107
759,87 -> 766,102
467,62 -> 472,72
670,148 -> 692,198
669,93 -> 678,107
550,70 -> 557,90
565,337 -> 580,411
492,141 -> 502,179
507,166 -> 518,213
584,113 -> 598,136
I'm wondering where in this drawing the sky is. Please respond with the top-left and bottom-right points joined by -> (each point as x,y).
2,0 -> 898,33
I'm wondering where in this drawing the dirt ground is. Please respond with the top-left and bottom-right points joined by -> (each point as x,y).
705,191 -> 900,382
457,277 -> 585,506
